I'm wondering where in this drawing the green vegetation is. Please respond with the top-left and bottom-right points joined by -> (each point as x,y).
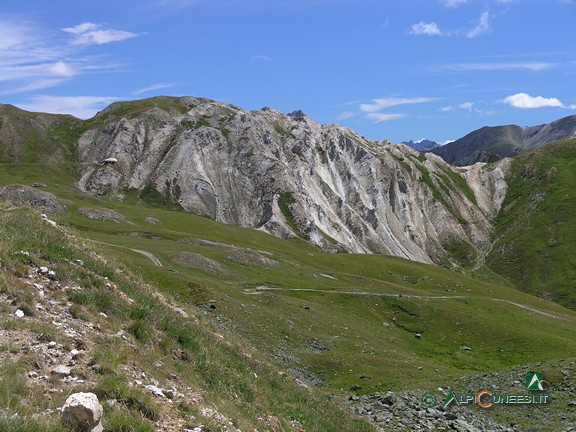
443,239 -> 477,267
0,207 -> 376,431
386,150 -> 412,173
85,96 -> 190,125
437,163 -> 478,205
487,138 -> 576,308
273,123 -> 294,138
408,155 -> 450,209
277,191 -> 301,235
139,184 -> 183,210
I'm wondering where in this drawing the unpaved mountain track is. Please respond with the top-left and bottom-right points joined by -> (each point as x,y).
88,240 -> 163,267
130,249 -> 163,266
244,286 -> 566,320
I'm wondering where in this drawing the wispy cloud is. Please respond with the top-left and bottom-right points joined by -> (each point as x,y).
440,0 -> 469,8
357,97 -> 436,123
337,111 -> 356,120
132,82 -> 178,96
409,22 -> 442,36
437,62 -> 556,72
360,97 -> 436,112
61,22 -> 139,46
440,102 -> 475,112
0,18 -> 138,96
251,54 -> 272,62
409,10 -> 492,39
501,92 -> 571,109
466,10 -> 491,38
367,113 -> 407,122
17,95 -> 121,118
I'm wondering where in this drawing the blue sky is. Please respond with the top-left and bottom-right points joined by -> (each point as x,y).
1,0 -> 575,143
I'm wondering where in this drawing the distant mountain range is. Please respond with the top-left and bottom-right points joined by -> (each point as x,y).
430,115 -> 576,166
401,139 -> 439,151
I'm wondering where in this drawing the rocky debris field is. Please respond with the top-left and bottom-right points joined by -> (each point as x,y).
76,207 -> 127,223
340,359 -> 576,432
341,390 -> 513,431
0,184 -> 66,215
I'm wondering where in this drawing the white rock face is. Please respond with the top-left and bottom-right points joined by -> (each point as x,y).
61,392 -> 103,432
77,97 -> 508,265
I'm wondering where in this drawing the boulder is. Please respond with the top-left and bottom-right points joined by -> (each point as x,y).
0,184 -> 66,214
61,392 -> 103,432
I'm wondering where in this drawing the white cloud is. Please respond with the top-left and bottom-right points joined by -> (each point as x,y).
440,0 -> 469,7
439,62 -> 555,72
501,93 -> 564,109
0,79 -> 66,96
466,10 -> 491,38
17,95 -> 121,119
0,18 -> 138,97
132,82 -> 178,96
337,111 -> 356,120
440,106 -> 455,112
410,10 -> 491,39
459,102 -> 474,110
62,22 -> 139,46
251,54 -> 272,62
360,97 -> 436,112
61,22 -> 100,35
367,113 -> 407,122
409,22 -> 442,36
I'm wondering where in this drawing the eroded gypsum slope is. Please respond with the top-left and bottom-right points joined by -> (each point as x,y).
75,97 -> 509,264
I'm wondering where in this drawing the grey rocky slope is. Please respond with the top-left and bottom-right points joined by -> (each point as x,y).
431,115 -> 576,166
76,96 -> 508,265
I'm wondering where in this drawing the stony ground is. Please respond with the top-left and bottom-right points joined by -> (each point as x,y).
340,359 -> 576,432
0,261 -> 241,431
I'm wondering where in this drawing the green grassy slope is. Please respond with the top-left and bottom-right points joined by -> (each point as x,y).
2,102 -> 576,430
0,207 -> 375,431
487,138 -> 576,309
67,202 -> 576,394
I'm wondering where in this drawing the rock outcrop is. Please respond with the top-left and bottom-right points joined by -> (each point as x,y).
61,392 -> 103,432
0,184 -> 66,214
75,97 -> 509,265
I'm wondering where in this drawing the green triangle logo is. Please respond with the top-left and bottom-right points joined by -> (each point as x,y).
526,372 -> 544,391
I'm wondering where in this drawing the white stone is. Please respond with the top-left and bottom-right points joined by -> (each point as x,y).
61,392 -> 103,432
144,384 -> 165,398
51,365 -> 71,376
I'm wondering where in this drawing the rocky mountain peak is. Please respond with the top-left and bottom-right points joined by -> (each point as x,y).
75,97 -> 508,266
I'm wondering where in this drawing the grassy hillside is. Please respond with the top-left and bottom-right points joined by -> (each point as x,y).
2,102 -> 576,430
487,138 -> 576,309
3,187 -> 576,429
0,207 -> 374,431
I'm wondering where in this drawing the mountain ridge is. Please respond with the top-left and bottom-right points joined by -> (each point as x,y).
66,96 -> 507,266
430,115 -> 576,166
401,139 -> 439,151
